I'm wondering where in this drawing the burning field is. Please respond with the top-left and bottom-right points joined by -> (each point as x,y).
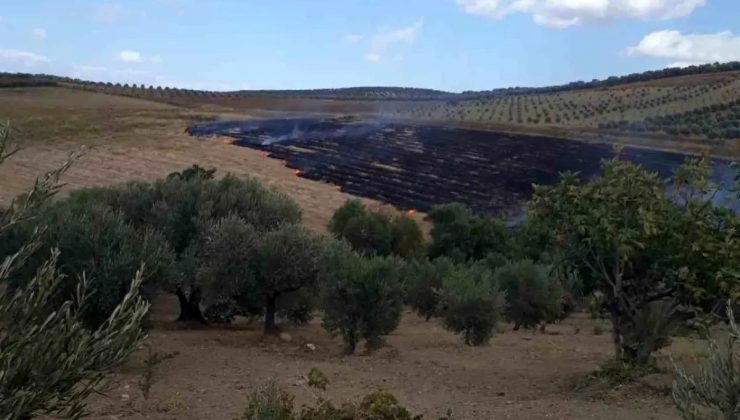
188,117 -> 737,217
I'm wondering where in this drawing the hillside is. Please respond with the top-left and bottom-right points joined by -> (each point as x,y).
1,62 -> 739,156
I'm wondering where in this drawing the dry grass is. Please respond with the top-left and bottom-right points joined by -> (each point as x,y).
0,87 -> 423,233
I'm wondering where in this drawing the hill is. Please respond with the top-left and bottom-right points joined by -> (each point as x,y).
1,62 -> 739,156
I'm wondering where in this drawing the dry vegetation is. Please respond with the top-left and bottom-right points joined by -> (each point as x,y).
0,87 -> 417,233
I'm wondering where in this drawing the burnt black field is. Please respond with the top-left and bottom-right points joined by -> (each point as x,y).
188,118 -> 737,217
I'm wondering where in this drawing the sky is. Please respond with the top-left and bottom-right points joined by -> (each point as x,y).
0,0 -> 738,92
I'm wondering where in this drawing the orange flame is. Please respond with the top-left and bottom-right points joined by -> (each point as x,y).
407,209 -> 416,216
223,139 -> 235,145
294,170 -> 302,177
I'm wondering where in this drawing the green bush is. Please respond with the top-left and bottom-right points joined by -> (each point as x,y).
493,260 -> 564,330
242,382 -> 294,420
439,264 -> 505,345
242,382 -> 424,420
406,257 -> 455,320
319,244 -> 405,354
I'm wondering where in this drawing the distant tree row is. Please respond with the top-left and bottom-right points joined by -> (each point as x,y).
2,60 -> 738,100
459,61 -> 740,99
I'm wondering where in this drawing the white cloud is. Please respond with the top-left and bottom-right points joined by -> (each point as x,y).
32,28 -> 47,41
114,50 -> 163,64
624,30 -> 740,66
0,49 -> 51,67
94,3 -> 123,23
364,53 -> 382,62
352,19 -> 423,63
370,19 -> 424,54
455,0 -> 706,28
116,50 -> 144,63
342,34 -> 363,44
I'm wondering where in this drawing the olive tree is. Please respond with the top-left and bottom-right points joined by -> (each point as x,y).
319,243 -> 405,354
530,155 -> 740,364
0,124 -> 149,419
328,200 -> 425,260
253,224 -> 325,334
103,174 -> 302,321
427,203 -> 511,263
406,257 -> 455,320
191,215 -> 260,323
439,263 -> 505,346
494,260 -> 564,330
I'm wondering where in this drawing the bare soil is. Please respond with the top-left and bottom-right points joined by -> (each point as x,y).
86,295 -> 683,420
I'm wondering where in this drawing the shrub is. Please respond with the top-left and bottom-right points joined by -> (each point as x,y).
242,382 -> 294,420
242,382 -> 424,420
319,244 -> 405,354
494,260 -> 564,330
673,301 -> 740,419
406,257 -> 455,320
167,164 -> 216,181
439,264 -> 505,345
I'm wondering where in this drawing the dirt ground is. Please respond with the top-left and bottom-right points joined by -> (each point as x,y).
86,295 -> 684,420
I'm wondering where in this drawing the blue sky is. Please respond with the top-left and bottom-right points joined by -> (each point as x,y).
0,0 -> 738,92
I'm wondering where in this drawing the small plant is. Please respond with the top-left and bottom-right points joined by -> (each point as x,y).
590,360 -> 663,387
242,381 -> 426,420
672,301 -> 740,419
242,381 -> 294,420
306,368 -> 329,391
139,345 -> 179,400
